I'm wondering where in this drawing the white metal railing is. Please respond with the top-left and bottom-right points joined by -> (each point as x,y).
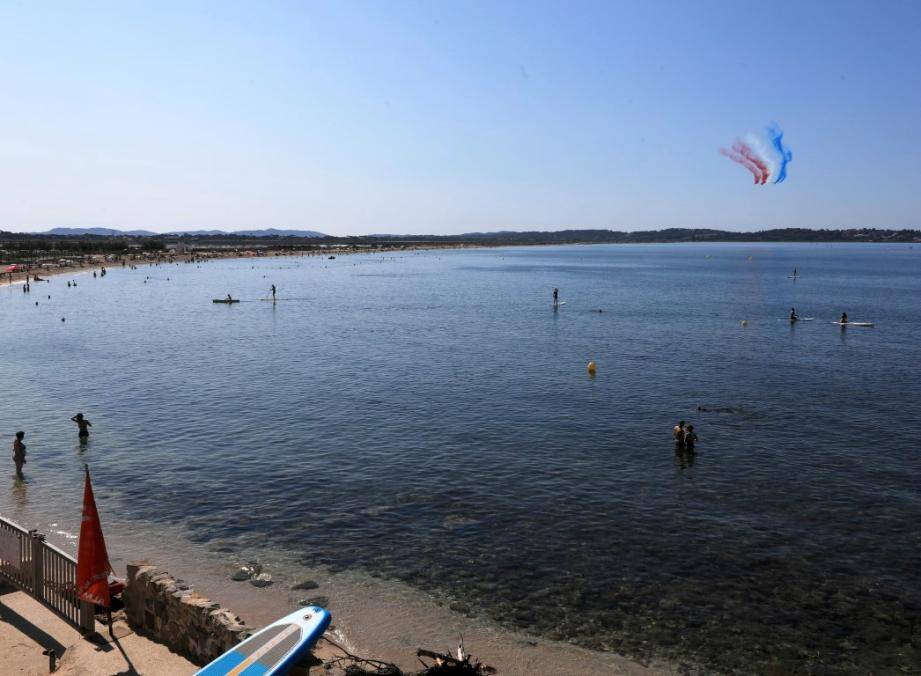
0,515 -> 95,633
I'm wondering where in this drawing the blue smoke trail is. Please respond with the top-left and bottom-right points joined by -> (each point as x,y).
767,123 -> 792,184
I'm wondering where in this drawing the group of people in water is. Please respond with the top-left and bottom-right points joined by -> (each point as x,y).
789,307 -> 851,324
11,414 -> 92,480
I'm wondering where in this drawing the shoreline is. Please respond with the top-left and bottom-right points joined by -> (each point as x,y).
8,507 -> 669,675
2,242 -> 492,288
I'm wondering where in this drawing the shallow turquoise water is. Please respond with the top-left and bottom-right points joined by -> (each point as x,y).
2,243 -> 920,672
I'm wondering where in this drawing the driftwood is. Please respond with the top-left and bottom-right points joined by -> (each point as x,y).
321,637 -> 496,676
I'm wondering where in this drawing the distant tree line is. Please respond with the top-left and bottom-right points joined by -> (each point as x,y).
1,227 -> 918,258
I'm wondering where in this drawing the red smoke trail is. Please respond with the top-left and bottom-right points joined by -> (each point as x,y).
734,141 -> 770,184
720,147 -> 762,184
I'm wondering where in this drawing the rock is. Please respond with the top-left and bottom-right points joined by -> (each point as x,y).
231,563 -> 263,582
298,596 -> 330,608
249,573 -> 273,588
291,580 -> 319,591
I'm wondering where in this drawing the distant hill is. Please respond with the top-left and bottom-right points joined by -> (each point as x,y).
225,228 -> 326,238
43,227 -> 158,237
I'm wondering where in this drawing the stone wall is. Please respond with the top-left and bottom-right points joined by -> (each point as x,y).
124,562 -> 251,666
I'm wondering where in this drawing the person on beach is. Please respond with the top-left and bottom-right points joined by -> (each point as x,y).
684,425 -> 698,451
840,312 -> 848,324
71,413 -> 92,438
271,284 -> 276,300
13,432 -> 26,479
673,420 -> 685,448
552,287 -> 559,305
790,307 -> 798,322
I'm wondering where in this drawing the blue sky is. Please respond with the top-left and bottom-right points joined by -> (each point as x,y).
1,1 -> 919,235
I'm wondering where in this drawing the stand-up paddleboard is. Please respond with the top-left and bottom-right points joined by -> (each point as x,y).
213,299 -> 240,304
196,605 -> 331,676
832,321 -> 874,327
553,301 -> 567,308
790,317 -> 815,322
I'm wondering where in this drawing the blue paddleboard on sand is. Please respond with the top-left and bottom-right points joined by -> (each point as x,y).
196,605 -> 331,676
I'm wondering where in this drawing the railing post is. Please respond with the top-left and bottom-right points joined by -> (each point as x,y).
29,531 -> 45,602
79,600 -> 96,635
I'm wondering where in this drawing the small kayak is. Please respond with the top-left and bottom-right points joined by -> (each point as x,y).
832,321 -> 874,327
196,605 -> 330,676
213,299 -> 240,304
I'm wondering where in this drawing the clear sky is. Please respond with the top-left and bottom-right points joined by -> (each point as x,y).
2,1 -> 919,235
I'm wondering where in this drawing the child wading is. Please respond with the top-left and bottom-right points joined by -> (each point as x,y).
13,431 -> 26,479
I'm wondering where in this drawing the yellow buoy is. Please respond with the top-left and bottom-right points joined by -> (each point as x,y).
587,360 -> 597,375
741,320 -> 748,326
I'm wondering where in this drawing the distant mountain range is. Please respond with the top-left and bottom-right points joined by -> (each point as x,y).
40,227 -> 327,238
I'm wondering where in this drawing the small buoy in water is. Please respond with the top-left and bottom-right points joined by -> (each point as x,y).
61,317 -> 65,322
741,320 -> 748,326
587,360 -> 597,375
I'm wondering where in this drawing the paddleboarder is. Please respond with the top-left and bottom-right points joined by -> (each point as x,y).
12,431 -> 26,479
840,312 -> 848,324
271,284 -> 276,300
71,413 -> 92,439
552,287 -> 559,305
790,307 -> 798,322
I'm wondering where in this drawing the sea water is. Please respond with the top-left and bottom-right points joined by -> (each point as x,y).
2,243 -> 919,672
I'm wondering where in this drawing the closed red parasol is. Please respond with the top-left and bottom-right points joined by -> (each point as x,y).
76,465 -> 114,608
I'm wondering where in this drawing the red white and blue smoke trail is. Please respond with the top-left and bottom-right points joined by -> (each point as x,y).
721,123 -> 792,185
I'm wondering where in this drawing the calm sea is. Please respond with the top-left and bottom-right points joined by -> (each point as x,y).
2,243 -> 920,672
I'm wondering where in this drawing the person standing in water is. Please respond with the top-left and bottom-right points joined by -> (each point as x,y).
270,284 -> 276,301
71,413 -> 92,438
673,420 -> 685,448
13,432 -> 26,479
684,425 -> 698,451
552,288 -> 559,305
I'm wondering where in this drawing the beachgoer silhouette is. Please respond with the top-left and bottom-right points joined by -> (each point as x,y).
71,413 -> 92,438
673,420 -> 685,449
13,431 -> 26,479
684,425 -> 698,451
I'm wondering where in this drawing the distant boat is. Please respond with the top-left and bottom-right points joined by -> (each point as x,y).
212,298 -> 240,304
